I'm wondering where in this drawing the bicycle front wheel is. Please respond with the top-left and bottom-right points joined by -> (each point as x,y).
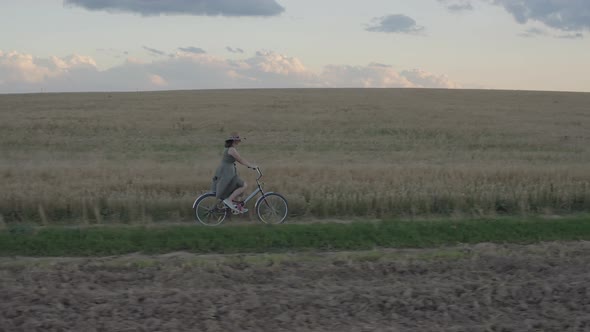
255,193 -> 288,224
194,193 -> 228,226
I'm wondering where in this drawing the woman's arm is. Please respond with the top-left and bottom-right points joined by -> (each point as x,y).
228,148 -> 257,168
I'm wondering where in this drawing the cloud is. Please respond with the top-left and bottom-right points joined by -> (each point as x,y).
149,74 -> 168,87
439,0 -> 474,12
0,51 -> 96,85
143,46 -> 167,57
366,14 -> 425,34
0,49 -> 461,92
400,69 -> 461,88
437,1 -> 588,37
96,48 -> 129,59
249,51 -> 311,76
557,32 -> 584,39
518,27 -> 549,37
518,27 -> 584,39
319,64 -> 460,89
320,63 -> 413,88
63,0 -> 285,17
178,46 -> 206,54
489,0 -> 590,32
230,51 -> 317,87
226,47 -> 245,54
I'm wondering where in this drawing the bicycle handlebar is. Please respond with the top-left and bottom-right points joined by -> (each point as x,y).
248,166 -> 263,179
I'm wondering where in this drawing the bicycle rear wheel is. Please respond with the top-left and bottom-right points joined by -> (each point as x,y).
194,193 -> 228,226
255,193 -> 288,224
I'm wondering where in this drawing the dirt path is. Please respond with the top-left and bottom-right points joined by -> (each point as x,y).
1,242 -> 590,331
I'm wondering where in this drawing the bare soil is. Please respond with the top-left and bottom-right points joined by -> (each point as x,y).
1,242 -> 590,331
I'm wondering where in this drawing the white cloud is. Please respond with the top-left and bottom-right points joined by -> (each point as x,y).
149,74 -> 167,86
0,50 -> 461,93
125,57 -> 146,65
0,51 -> 96,85
319,65 -> 461,89
0,51 -> 54,83
400,69 -> 461,89
320,63 -> 414,88
247,51 -> 312,76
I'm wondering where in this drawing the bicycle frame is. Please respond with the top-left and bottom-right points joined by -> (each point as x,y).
239,167 -> 265,205
192,167 -> 266,209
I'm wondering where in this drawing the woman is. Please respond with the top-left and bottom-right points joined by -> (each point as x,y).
211,132 -> 257,213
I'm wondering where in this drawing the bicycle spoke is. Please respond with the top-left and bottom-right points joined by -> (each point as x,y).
195,194 -> 227,226
256,193 -> 288,224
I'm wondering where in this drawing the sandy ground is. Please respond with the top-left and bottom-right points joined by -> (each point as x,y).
1,242 -> 590,332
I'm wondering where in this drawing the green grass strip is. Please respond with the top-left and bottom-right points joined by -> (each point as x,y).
1,217 -> 590,256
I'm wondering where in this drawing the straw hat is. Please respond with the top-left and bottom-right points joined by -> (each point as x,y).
225,132 -> 244,142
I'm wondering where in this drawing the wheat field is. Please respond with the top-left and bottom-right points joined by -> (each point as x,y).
0,88 -> 589,224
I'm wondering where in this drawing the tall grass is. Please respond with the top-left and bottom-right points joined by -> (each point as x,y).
1,89 -> 589,223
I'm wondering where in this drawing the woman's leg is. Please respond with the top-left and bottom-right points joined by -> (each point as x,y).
228,182 -> 247,202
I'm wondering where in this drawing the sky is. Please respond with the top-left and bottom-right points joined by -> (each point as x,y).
0,0 -> 589,93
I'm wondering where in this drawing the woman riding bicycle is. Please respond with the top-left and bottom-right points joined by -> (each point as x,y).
211,132 -> 257,213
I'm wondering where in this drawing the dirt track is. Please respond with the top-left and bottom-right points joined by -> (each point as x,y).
1,242 -> 590,332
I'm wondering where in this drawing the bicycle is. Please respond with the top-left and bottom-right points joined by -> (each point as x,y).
193,167 -> 288,226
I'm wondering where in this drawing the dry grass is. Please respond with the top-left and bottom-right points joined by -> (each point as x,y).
0,88 -> 589,223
